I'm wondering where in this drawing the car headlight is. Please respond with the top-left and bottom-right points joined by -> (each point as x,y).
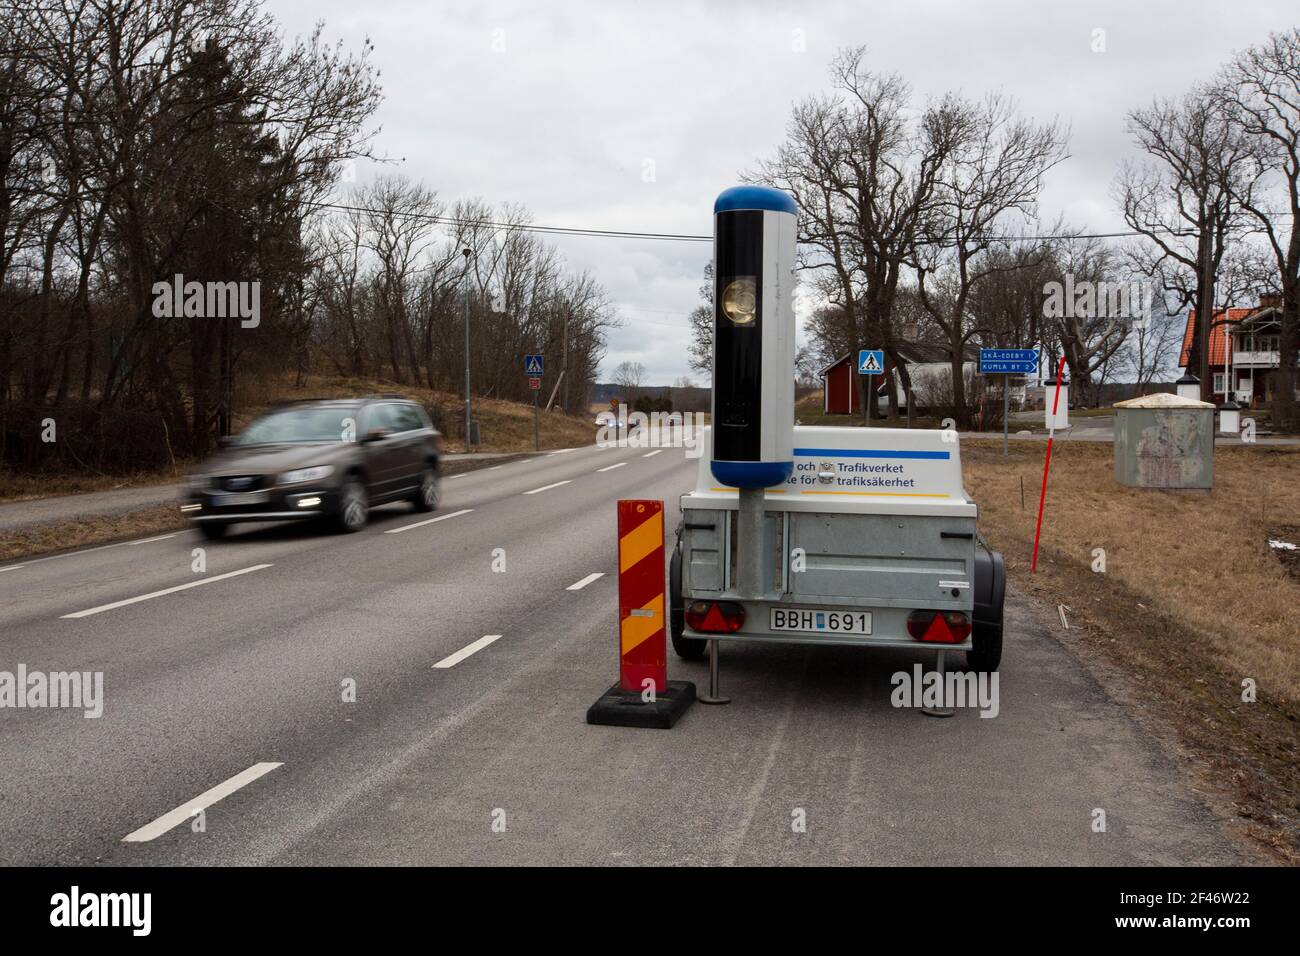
278,465 -> 334,485
721,278 -> 757,325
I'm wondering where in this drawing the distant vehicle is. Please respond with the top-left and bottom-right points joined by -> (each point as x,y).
595,410 -> 621,429
183,397 -> 442,540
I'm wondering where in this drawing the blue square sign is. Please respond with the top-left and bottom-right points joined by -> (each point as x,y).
524,354 -> 544,376
857,350 -> 884,375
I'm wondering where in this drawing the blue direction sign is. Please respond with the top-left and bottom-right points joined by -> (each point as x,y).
979,348 -> 1039,375
857,349 -> 884,375
524,354 -> 544,376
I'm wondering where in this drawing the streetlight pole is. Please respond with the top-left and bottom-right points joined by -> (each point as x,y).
462,247 -> 472,452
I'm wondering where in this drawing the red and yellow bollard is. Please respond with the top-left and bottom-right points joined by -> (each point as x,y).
586,499 -> 696,729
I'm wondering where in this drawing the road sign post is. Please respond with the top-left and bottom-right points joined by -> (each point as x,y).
979,349 -> 1039,457
525,355 -> 544,451
586,499 -> 696,729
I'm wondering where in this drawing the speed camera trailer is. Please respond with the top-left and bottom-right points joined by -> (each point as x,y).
672,184 -> 1005,676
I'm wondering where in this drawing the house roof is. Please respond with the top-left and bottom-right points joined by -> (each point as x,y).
1178,308 -> 1253,368
819,353 -> 853,375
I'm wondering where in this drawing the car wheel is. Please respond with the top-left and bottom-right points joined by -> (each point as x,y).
198,523 -> 229,540
412,466 -> 440,512
336,477 -> 368,533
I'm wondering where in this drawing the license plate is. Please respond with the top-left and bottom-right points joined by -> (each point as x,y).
770,607 -> 871,635
211,491 -> 269,506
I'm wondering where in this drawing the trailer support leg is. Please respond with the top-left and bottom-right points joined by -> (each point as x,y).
921,649 -> 956,718
697,638 -> 731,705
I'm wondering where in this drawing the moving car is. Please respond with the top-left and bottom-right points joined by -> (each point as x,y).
183,396 -> 442,539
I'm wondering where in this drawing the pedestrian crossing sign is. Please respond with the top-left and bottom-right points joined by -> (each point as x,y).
858,350 -> 884,375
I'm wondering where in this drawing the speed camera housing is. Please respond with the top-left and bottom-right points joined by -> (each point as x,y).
709,185 -> 797,489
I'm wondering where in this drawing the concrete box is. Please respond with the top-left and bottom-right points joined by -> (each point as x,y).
1113,392 -> 1214,489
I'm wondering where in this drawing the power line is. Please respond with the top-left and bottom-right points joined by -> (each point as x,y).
302,198 -> 1295,247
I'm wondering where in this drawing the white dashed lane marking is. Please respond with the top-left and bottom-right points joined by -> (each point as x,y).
122,762 -> 283,842
523,480 -> 571,495
433,634 -> 502,669
596,462 -> 626,473
61,564 -> 273,619
384,508 -> 473,535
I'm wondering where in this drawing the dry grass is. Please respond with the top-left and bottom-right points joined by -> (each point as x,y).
0,465 -> 190,504
963,438 -> 1300,858
0,504 -> 188,564
965,440 -> 1300,701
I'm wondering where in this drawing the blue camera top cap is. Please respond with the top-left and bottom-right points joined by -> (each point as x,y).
711,459 -> 793,490
714,185 -> 796,216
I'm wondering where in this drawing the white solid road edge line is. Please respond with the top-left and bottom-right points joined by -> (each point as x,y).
523,480 -> 571,495
1,528 -> 180,573
433,634 -> 502,669
596,462 -> 627,472
61,563 -> 273,619
122,762 -> 283,843
126,533 -> 178,546
384,508 -> 473,534
642,449 -> 663,458
566,572 -> 605,591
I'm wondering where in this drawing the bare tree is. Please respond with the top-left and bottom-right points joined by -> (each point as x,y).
914,94 -> 1069,425
1116,87 -> 1259,401
754,48 -> 967,422
1220,28 -> 1300,428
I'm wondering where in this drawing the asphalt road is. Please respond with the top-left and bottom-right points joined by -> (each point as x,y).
0,443 -> 1250,865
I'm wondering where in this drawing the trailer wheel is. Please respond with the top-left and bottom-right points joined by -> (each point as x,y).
967,545 -> 1005,672
966,604 -> 1003,672
669,543 -> 707,661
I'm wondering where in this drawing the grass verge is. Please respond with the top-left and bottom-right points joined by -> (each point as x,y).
963,438 -> 1300,860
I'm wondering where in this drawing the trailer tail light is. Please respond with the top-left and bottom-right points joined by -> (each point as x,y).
685,600 -> 745,633
907,610 -> 971,643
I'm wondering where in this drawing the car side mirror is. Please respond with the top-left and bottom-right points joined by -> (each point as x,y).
363,427 -> 392,443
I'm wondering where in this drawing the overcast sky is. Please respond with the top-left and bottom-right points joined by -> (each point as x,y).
268,0 -> 1296,384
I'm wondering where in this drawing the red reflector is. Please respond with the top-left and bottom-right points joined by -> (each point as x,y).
685,600 -> 745,633
907,610 -> 971,643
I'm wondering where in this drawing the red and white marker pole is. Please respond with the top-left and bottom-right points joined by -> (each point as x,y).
1031,357 -> 1066,574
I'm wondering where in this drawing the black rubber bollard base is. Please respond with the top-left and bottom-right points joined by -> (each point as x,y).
586,680 -> 697,729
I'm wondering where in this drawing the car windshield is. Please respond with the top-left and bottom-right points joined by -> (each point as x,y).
235,407 -> 356,445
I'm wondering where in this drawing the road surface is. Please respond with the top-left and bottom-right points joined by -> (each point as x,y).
0,443 -> 1250,865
